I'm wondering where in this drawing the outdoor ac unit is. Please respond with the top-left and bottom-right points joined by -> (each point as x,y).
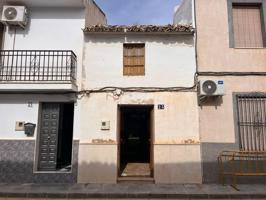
1,5 -> 28,28
199,80 -> 225,96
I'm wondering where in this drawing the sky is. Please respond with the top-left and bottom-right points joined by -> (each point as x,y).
94,0 -> 182,25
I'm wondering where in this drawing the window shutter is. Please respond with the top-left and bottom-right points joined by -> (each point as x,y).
123,44 -> 145,76
233,5 -> 264,48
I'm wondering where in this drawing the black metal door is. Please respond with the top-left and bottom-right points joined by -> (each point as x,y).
237,95 -> 266,151
38,103 -> 60,171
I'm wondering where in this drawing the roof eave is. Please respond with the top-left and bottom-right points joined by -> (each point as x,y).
83,31 -> 194,35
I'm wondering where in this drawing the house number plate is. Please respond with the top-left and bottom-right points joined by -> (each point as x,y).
158,104 -> 165,110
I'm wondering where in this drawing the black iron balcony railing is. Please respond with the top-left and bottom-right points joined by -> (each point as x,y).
0,50 -> 77,83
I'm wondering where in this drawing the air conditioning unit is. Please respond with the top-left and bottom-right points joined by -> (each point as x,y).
1,5 -> 28,28
199,80 -> 225,96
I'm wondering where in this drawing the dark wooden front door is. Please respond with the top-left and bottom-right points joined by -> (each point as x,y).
38,103 -> 60,171
118,105 -> 153,177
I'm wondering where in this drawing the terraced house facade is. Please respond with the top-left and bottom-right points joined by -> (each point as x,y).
196,0 -> 266,183
0,0 -> 106,183
0,0 -> 265,184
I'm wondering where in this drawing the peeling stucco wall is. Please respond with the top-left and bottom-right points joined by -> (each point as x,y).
78,32 -> 199,183
82,34 -> 196,89
77,92 -> 201,183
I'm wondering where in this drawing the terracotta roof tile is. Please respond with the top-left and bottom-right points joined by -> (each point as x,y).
83,24 -> 194,34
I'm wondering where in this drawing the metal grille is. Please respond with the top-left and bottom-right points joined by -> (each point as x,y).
0,50 -> 77,83
237,95 -> 266,151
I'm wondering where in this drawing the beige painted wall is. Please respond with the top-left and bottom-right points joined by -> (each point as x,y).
77,92 -> 201,183
196,0 -> 266,71
199,76 -> 266,143
78,144 -> 117,183
76,92 -> 199,143
154,144 -> 202,183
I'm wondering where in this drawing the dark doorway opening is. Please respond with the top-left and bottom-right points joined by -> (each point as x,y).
38,103 -> 74,172
57,103 -> 74,169
0,24 -> 4,49
119,105 -> 153,177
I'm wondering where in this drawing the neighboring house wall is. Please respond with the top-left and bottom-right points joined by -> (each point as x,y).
78,33 -> 201,184
0,94 -> 79,183
3,7 -> 84,54
196,0 -> 266,183
196,0 -> 266,72
174,0 -> 193,25
0,6 -> 85,136
85,0 -> 107,25
0,2 -> 103,183
2,7 -> 85,89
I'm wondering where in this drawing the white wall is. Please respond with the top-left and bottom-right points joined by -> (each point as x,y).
0,94 -> 76,139
83,34 -> 196,89
3,7 -> 84,53
174,0 -> 193,25
2,7 -> 85,88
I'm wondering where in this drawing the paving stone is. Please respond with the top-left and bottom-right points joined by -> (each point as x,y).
0,183 -> 265,199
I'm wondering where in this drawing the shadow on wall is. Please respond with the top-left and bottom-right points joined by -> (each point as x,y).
198,96 -> 223,108
201,142 -> 266,184
78,161 -> 203,184
84,34 -> 194,46
1,140 -> 266,184
78,161 -> 117,183
0,140 -> 79,183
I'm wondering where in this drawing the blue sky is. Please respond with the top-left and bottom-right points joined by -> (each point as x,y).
94,0 -> 181,25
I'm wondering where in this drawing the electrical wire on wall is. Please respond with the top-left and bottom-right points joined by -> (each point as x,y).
197,72 -> 266,76
75,72 -> 199,99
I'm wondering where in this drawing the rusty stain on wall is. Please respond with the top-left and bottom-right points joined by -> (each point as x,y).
119,98 -> 154,105
91,139 -> 116,144
155,139 -> 200,145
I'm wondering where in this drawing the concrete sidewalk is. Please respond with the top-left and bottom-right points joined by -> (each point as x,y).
0,183 -> 265,199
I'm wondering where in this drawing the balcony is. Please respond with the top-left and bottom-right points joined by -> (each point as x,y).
0,50 -> 77,92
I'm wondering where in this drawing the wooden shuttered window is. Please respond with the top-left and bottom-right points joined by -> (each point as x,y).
232,4 -> 264,48
123,44 -> 145,76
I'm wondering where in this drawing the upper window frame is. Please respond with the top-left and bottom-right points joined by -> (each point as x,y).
227,0 -> 266,48
123,43 -> 145,76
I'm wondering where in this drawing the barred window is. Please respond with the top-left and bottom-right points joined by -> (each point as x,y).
236,95 -> 266,151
